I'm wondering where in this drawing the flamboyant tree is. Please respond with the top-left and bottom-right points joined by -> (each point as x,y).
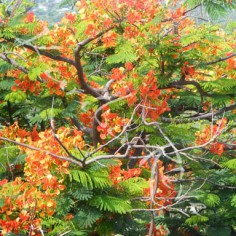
0,0 -> 236,235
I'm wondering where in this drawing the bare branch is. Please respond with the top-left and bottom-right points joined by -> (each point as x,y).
87,101 -> 141,158
76,25 -> 116,51
204,53 -> 236,66
171,178 -> 236,189
70,116 -> 92,135
169,79 -> 212,97
161,103 -> 236,123
74,45 -> 101,98
183,4 -> 201,15
9,0 -> 23,18
0,53 -> 28,73
23,44 -> 76,66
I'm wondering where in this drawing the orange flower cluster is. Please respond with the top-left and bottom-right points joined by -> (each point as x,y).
146,224 -> 168,236
142,160 -> 176,207
79,109 -> 94,128
40,73 -> 64,96
195,118 -> 227,156
0,125 -> 85,234
12,78 -> 41,94
109,164 -> 142,184
182,61 -> 196,77
65,13 -> 77,23
81,0 -> 160,42
111,68 -> 124,81
226,52 -> 236,70
0,178 -> 52,235
140,71 -> 171,120
25,12 -> 35,23
102,31 -> 118,48
97,109 -> 129,140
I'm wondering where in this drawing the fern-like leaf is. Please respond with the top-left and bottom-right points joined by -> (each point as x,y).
223,159 -> 236,169
89,195 -> 132,214
185,215 -> 209,225
74,208 -> 101,229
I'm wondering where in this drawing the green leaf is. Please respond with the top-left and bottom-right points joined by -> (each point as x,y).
4,90 -> 26,103
231,195 -> 236,207
71,170 -> 93,188
0,61 -> 13,74
71,169 -> 112,189
70,187 -> 93,201
40,108 -> 62,119
0,78 -> 15,90
118,178 -> 149,195
28,63 -> 49,81
185,215 -> 209,225
74,208 -> 101,229
223,159 -> 236,170
201,194 -> 221,207
89,195 -> 132,214
106,40 -> 137,64
88,170 -> 113,189
0,198 -> 4,208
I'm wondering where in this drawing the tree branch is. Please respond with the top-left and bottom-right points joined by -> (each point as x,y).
77,25 -> 115,49
204,53 -> 236,66
70,116 -> 92,135
73,24 -> 120,98
0,53 -> 28,73
9,0 -> 23,18
171,178 -> 236,189
161,103 -> 236,123
169,79 -> 212,97
183,4 -> 201,15
74,45 -> 101,98
23,44 -> 76,66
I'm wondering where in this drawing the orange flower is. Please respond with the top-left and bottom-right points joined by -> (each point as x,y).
111,68 -> 124,81
125,62 -> 134,71
65,13 -> 76,23
0,179 -> 8,186
25,12 -> 35,23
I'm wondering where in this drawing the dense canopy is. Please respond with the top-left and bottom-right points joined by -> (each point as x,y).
0,0 -> 236,235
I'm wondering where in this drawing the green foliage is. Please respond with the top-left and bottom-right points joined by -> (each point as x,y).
184,0 -> 236,19
42,217 -> 89,236
206,226 -> 232,236
4,90 -> 26,103
106,40 -> 137,64
223,158 -> 236,169
231,195 -> 236,207
0,78 -> 15,90
185,215 -> 209,225
70,187 -> 93,201
89,195 -> 132,214
28,63 -> 49,81
40,108 -> 62,119
0,62 -> 13,73
73,207 -> 101,229
71,168 -> 112,189
197,193 -> 221,207
118,177 -> 149,195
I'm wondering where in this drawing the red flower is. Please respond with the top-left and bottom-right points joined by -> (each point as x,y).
111,68 -> 124,81
26,12 -> 35,23
65,13 -> 76,23
125,62 -> 134,71
0,179 -> 8,186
